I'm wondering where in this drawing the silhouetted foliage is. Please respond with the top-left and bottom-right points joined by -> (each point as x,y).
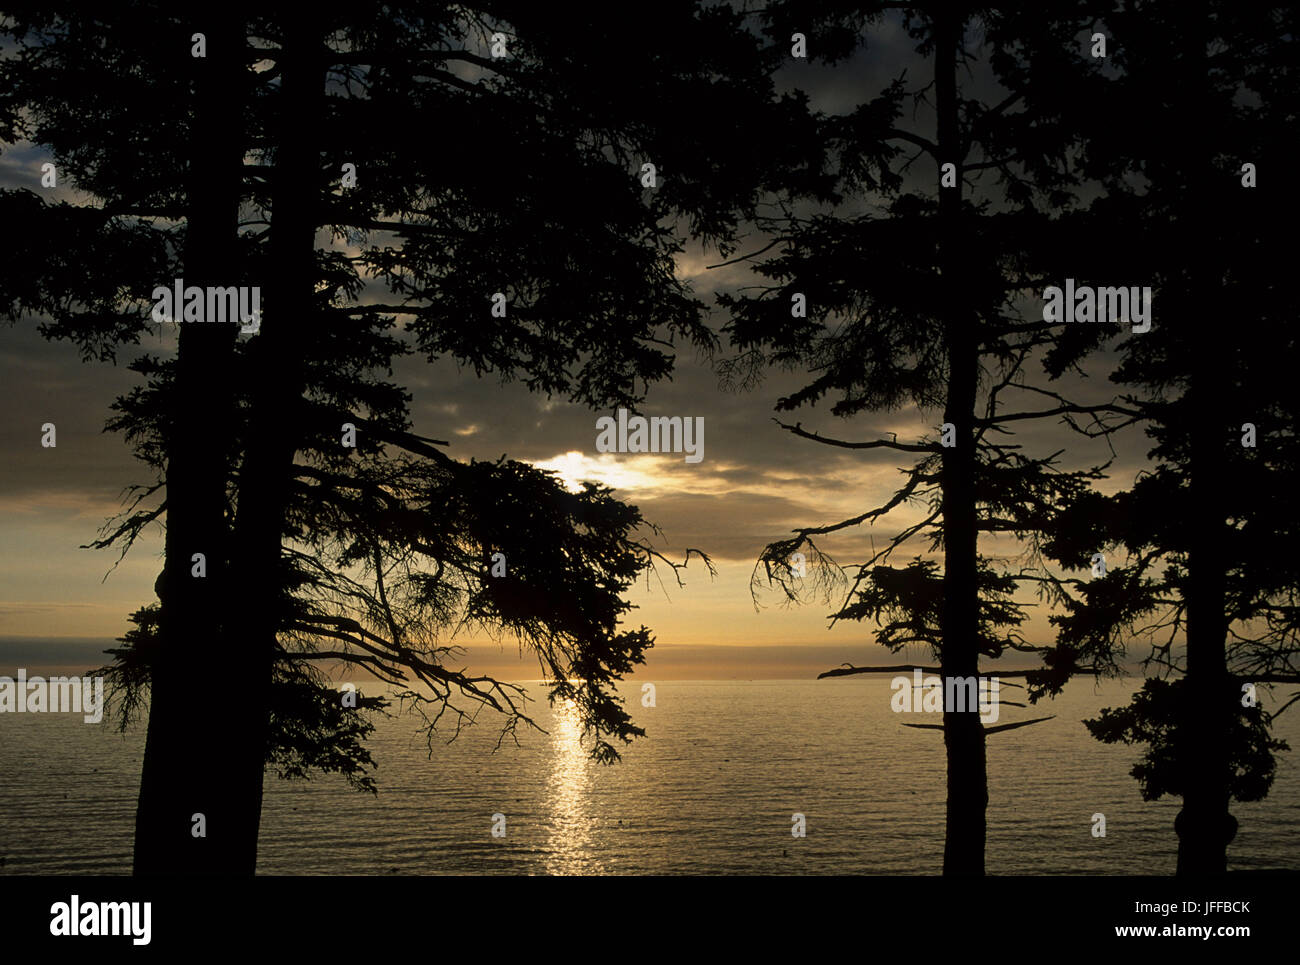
1022,0 -> 1300,873
1,0 -> 787,871
1085,678 -> 1289,804
727,0 -> 1118,875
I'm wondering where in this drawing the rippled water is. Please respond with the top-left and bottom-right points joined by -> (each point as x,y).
2,678 -> 1297,874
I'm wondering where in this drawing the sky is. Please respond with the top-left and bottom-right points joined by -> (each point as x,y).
0,12 -> 1153,682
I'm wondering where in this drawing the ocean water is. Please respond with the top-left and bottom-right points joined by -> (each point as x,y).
2,677 -> 1297,875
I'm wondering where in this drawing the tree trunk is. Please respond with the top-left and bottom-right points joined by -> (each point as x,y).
222,15 -> 326,874
935,9 -> 987,877
1177,1 -> 1235,875
134,14 -> 246,874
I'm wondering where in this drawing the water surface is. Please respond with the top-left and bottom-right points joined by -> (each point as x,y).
2,678 -> 1296,874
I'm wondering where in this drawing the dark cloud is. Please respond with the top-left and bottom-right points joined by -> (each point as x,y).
0,16 -> 1158,657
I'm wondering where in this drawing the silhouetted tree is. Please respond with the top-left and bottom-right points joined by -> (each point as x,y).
0,1 -> 254,874
1023,0 -> 1300,875
1,0 -> 803,872
725,1 -> 1125,875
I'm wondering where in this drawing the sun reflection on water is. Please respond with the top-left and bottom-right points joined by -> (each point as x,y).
544,699 -> 603,874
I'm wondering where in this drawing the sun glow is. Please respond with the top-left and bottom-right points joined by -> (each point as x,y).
532,451 -> 661,493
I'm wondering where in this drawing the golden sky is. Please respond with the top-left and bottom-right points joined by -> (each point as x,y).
0,126 -> 1148,682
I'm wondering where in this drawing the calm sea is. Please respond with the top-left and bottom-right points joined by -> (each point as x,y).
2,677 -> 1297,875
